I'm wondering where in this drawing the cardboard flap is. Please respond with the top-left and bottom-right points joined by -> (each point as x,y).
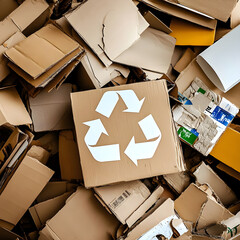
177,0 -> 237,22
197,25 -> 240,93
114,27 -> 176,73
0,18 -> 19,45
0,226 -> 23,240
230,1 -> 240,29
0,87 -> 32,126
0,155 -> 54,227
8,0 -> 49,32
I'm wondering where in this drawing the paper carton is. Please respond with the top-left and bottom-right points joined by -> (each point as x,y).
197,25 -> 240,93
211,127 -> 240,173
45,187 -> 120,240
192,162 -> 237,206
0,87 -> 32,126
29,83 -> 74,132
94,180 -> 151,224
71,81 -> 185,187
0,146 -> 54,230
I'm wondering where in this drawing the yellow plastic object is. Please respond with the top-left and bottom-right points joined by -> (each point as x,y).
211,127 -> 240,173
170,17 -> 216,46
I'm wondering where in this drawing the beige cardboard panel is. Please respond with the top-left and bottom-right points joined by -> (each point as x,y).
193,162 -> 237,206
5,24 -> 79,79
0,155 -> 54,227
230,1 -> 240,29
59,130 -> 83,181
175,59 -> 240,109
46,187 -> 119,240
29,191 -> 72,229
0,87 -> 32,126
71,81 -> 185,187
144,11 -> 172,33
125,198 -> 175,240
175,184 -> 208,223
114,28 -> 176,73
8,0 -> 49,32
126,186 -> 164,227
138,0 -> 217,29
178,0 -> 237,22
29,83 -> 73,132
95,181 -> 151,224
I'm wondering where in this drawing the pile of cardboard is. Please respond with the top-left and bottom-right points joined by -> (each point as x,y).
0,0 -> 239,239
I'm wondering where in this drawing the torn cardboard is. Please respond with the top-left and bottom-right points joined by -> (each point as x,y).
29,83 -> 74,132
0,87 -> 32,126
45,187 -> 120,240
59,130 -> 83,181
193,162 -> 237,206
196,25 -> 240,92
71,81 -> 185,187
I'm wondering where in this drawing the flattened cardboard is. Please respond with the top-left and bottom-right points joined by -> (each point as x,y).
169,18 -> 215,46
0,152 -> 54,229
45,187 -> 119,240
29,83 -> 73,132
138,0 -> 217,29
196,25 -> 240,93
65,0 -> 149,66
193,162 -> 237,206
94,181 -> 151,224
211,127 -> 240,173
175,59 -> 240,109
29,191 -> 72,229
177,0 -> 237,22
4,24 -> 79,79
0,87 -> 32,126
114,27 -> 176,73
59,130 -> 83,181
71,81 -> 185,187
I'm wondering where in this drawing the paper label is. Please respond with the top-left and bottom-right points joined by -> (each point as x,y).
177,127 -> 198,145
109,190 -> 131,209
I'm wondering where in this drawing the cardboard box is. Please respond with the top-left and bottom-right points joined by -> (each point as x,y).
175,183 -> 233,230
192,162 -> 237,206
122,198 -> 188,240
0,226 -> 24,240
4,24 -> 83,89
169,18 -> 215,46
29,83 -> 74,132
138,0 -> 217,29
0,0 -> 49,81
65,0 -> 149,67
59,130 -> 83,181
177,0 -> 237,22
210,127 -> 240,173
71,81 -> 185,187
94,180 -> 151,224
0,146 -> 54,230
0,87 -> 32,126
197,25 -> 240,92
29,191 -> 72,230
44,187 -> 120,240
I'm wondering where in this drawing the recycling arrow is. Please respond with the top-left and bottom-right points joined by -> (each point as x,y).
96,90 -> 145,118
83,119 -> 120,162
124,114 -> 161,166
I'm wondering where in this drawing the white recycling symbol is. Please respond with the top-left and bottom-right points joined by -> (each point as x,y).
83,90 -> 161,166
